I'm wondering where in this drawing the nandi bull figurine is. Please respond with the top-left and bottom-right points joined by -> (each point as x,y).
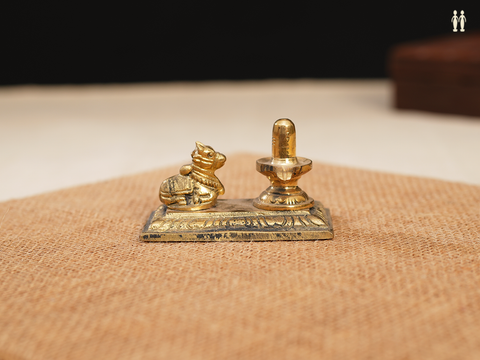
159,141 -> 226,211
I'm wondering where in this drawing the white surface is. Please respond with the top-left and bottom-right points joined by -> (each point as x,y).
1,79 -> 480,202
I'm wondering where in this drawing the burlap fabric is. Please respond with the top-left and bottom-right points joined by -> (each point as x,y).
1,154 -> 479,360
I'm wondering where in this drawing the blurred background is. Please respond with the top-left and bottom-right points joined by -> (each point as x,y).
2,2 -> 477,85
1,1 -> 480,201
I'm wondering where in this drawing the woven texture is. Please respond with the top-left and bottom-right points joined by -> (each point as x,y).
1,154 -> 480,360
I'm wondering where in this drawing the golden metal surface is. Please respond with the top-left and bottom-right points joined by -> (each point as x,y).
159,141 -> 226,211
141,199 -> 333,242
141,118 -> 334,242
253,119 -> 314,211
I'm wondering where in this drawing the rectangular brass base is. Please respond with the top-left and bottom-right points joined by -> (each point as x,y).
141,199 -> 333,242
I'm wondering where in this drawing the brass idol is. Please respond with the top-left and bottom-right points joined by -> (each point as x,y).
254,119 -> 314,211
159,141 -> 226,211
141,118 -> 334,242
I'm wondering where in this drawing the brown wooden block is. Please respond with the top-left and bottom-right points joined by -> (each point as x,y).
389,32 -> 480,117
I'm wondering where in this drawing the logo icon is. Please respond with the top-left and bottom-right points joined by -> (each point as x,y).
452,10 -> 466,32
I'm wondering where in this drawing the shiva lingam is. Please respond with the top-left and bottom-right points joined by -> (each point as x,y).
141,118 -> 333,242
254,119 -> 314,211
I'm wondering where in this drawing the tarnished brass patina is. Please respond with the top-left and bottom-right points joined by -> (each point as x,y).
141,199 -> 333,242
254,119 -> 314,211
141,118 -> 334,242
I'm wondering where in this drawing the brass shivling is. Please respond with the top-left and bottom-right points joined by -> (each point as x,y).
254,119 -> 314,211
141,118 -> 334,242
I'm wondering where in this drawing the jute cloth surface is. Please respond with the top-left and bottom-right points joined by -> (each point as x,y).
1,154 -> 479,360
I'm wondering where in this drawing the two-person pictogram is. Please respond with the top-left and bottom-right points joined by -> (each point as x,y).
452,10 -> 466,32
